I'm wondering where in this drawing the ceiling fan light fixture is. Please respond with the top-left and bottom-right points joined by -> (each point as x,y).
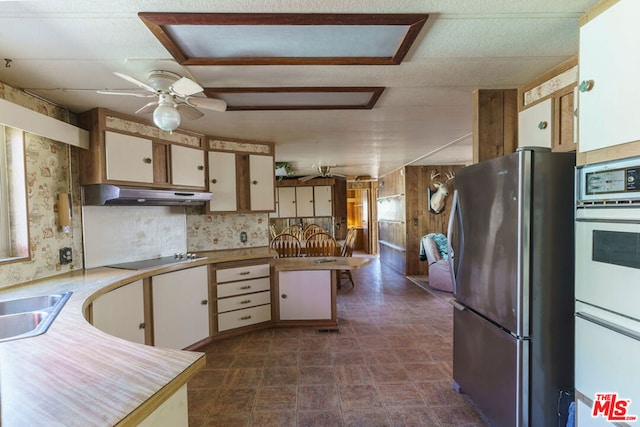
153,96 -> 181,131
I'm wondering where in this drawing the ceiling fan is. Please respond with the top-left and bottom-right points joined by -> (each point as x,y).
97,70 -> 227,132
299,165 -> 345,182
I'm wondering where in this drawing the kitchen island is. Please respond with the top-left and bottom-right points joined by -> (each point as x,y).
0,247 -> 274,427
272,256 -> 371,327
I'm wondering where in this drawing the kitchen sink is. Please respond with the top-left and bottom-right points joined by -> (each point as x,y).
0,292 -> 72,343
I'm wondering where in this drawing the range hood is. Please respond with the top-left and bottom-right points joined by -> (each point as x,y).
82,184 -> 212,206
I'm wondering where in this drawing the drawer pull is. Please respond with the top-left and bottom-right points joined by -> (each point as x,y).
239,271 -> 251,275
240,285 -> 251,289
240,315 -> 252,320
240,299 -> 252,304
139,322 -> 146,329
201,299 -> 208,305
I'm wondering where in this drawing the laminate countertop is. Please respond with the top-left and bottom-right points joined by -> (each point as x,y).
0,246 -> 276,427
272,256 -> 371,271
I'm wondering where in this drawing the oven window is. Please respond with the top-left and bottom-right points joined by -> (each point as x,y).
592,230 -> 640,269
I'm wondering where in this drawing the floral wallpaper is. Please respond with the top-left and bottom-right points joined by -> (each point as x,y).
523,65 -> 578,106
208,138 -> 272,154
186,211 -> 269,251
105,115 -> 202,147
0,81 -> 83,289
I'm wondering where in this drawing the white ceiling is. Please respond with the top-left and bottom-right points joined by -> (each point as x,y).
0,0 -> 599,178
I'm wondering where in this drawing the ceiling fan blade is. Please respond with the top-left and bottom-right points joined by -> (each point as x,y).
97,90 -> 156,98
185,96 -> 227,112
171,77 -> 203,97
134,101 -> 158,115
176,103 -> 204,120
298,175 -> 318,182
113,72 -> 156,93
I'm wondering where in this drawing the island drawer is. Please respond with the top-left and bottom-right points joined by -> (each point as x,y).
216,263 -> 270,283
217,277 -> 270,298
218,304 -> 271,331
217,290 -> 271,313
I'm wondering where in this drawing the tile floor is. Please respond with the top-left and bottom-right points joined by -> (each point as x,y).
187,255 -> 490,426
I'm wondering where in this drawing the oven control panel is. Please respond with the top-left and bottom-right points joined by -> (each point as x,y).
577,156 -> 640,204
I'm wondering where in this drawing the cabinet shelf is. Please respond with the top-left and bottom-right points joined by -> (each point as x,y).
378,240 -> 406,252
377,194 -> 405,201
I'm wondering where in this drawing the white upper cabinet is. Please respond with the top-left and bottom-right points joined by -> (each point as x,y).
105,131 -> 154,183
518,98 -> 553,149
171,145 -> 205,188
249,154 -> 275,211
579,0 -> 640,153
314,185 -> 333,217
295,186 -> 315,217
277,187 -> 297,218
208,151 -> 237,211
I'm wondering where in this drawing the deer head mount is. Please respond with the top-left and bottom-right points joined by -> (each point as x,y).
429,170 -> 455,214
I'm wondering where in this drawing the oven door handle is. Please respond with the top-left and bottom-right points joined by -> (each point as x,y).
576,311 -> 640,342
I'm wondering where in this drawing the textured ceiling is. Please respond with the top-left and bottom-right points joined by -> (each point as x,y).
0,0 -> 600,178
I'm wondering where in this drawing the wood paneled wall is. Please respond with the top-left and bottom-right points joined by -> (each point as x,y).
377,165 -> 464,276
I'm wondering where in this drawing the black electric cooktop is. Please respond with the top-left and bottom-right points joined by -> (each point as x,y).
107,255 -> 202,270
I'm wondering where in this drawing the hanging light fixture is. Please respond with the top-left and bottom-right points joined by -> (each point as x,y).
153,93 -> 181,132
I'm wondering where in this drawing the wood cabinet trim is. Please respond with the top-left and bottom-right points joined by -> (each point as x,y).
517,56 -> 578,112
578,0 -> 619,27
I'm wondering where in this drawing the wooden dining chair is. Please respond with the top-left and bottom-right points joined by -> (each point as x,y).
337,228 -> 358,288
282,225 -> 304,241
270,233 -> 302,258
303,224 -> 325,239
305,231 -> 338,257
269,224 -> 278,239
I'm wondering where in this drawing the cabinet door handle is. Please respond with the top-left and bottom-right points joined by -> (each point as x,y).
252,180 -> 258,185
201,299 -> 208,305
538,121 -> 548,130
240,299 -> 251,304
143,157 -> 152,164
240,315 -> 252,320
139,322 -> 146,329
239,271 -> 251,275
197,165 -> 204,171
240,285 -> 251,289
281,294 -> 287,299
211,178 -> 217,184
579,80 -> 594,93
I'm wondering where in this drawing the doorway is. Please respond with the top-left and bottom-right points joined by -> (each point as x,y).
347,187 -> 371,253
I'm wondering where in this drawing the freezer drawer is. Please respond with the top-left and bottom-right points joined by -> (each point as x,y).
453,305 -> 523,427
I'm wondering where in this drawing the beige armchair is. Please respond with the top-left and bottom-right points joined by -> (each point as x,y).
420,234 -> 453,293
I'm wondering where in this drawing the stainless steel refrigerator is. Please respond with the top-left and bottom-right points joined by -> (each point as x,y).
447,148 -> 575,427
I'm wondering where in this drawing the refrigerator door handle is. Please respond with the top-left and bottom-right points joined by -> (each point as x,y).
576,311 -> 640,342
447,189 -> 462,295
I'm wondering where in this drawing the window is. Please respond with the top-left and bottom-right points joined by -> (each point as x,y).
0,125 -> 29,262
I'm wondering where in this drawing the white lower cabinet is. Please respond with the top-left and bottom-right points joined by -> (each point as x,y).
278,270 -> 332,320
92,280 -> 146,345
216,262 -> 271,332
152,266 -> 210,349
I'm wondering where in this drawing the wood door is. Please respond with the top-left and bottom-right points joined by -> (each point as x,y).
92,280 -> 145,345
314,185 -> 332,217
208,151 -> 237,211
105,131 -> 154,183
171,145 -> 205,188
249,154 -> 275,211
278,187 -> 296,218
152,266 -> 209,350
295,186 -> 314,217
518,98 -> 553,149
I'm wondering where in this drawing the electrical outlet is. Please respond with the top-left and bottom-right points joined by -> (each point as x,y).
59,247 -> 72,265
240,231 -> 248,243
